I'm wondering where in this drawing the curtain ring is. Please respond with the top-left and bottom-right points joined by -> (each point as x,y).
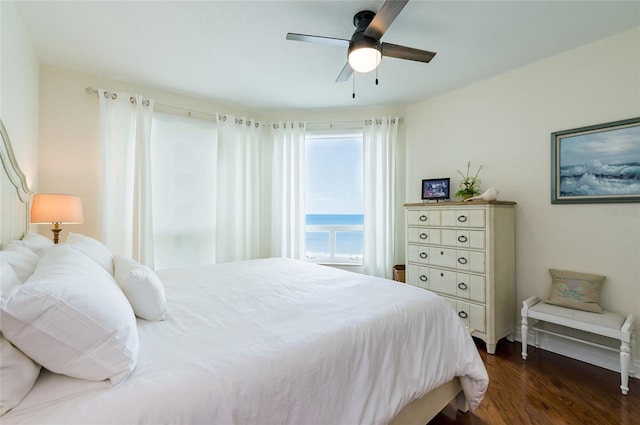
130,96 -> 135,104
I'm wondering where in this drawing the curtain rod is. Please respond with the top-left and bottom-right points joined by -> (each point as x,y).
85,87 -> 217,120
85,87 -> 402,128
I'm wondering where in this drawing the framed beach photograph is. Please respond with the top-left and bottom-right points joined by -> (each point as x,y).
551,117 -> 640,204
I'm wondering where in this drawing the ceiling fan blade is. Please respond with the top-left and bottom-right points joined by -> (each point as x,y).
286,33 -> 349,47
335,62 -> 354,82
381,42 -> 436,63
363,0 -> 409,40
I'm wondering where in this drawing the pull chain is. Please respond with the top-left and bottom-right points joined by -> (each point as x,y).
352,73 -> 356,99
376,66 -> 379,86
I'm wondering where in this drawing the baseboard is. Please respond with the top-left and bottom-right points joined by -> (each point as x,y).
515,328 -> 639,380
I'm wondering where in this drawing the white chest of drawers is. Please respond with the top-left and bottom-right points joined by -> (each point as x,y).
405,201 -> 516,354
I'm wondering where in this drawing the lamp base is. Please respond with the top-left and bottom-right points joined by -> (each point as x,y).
51,223 -> 62,244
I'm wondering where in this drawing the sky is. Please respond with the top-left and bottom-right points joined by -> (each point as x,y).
305,137 -> 363,215
559,124 -> 640,166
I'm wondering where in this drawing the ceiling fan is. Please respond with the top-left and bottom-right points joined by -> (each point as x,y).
286,0 -> 436,83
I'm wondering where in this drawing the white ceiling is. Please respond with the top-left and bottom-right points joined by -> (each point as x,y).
15,1 -> 640,111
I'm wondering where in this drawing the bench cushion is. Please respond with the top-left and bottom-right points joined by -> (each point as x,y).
529,302 -> 624,339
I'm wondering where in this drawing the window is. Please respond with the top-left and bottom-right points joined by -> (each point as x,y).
305,130 -> 364,265
150,113 -> 217,269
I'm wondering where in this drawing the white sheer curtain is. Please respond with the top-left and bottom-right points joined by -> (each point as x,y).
363,117 -> 399,278
150,114 -> 217,270
98,90 -> 155,264
215,114 -> 264,263
271,121 -> 306,259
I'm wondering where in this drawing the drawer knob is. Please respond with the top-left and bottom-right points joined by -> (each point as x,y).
458,235 -> 468,243
458,311 -> 468,319
458,257 -> 468,265
419,215 -> 427,222
457,215 -> 467,223
440,251 -> 444,255
458,282 -> 468,290
419,233 -> 428,240
419,252 -> 428,259
440,272 -> 444,277
419,275 -> 428,282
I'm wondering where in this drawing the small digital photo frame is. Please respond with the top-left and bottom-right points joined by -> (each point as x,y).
421,178 -> 450,202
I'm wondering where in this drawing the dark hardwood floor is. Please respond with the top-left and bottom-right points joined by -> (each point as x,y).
429,338 -> 639,425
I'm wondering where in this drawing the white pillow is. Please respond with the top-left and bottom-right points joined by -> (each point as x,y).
0,243 -> 39,284
0,333 -> 41,416
66,233 -> 114,275
14,231 -> 53,257
0,244 -> 138,384
113,255 -> 167,321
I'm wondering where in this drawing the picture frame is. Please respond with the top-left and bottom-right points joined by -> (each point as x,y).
551,117 -> 640,204
421,178 -> 450,201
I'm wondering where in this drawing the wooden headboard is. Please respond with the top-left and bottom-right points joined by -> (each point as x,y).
0,119 -> 31,247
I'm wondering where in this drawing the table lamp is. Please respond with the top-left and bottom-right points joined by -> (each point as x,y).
30,194 -> 84,244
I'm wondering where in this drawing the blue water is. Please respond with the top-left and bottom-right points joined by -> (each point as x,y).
306,214 -> 363,258
560,161 -> 640,196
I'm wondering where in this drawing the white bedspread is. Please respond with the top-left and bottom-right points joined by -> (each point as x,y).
3,258 -> 488,424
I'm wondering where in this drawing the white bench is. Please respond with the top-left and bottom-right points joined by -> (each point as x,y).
521,296 -> 635,395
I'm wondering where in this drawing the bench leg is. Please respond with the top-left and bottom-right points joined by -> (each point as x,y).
620,340 -> 631,395
521,315 -> 529,360
631,333 -> 636,378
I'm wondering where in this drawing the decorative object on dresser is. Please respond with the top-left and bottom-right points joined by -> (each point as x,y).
464,187 -> 498,202
405,200 -> 516,354
421,178 -> 451,202
30,193 -> 83,243
454,161 -> 483,200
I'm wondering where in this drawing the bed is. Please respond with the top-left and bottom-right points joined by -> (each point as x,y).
0,119 -> 488,424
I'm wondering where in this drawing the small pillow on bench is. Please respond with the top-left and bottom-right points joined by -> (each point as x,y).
545,269 -> 605,313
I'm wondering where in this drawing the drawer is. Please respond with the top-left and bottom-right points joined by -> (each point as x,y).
408,244 -> 430,265
425,269 -> 486,303
441,209 -> 485,228
429,268 -> 457,297
428,248 -> 485,273
456,273 -> 486,303
441,229 -> 485,249
443,297 -> 486,333
407,264 -> 430,289
407,210 -> 441,226
407,227 -> 441,245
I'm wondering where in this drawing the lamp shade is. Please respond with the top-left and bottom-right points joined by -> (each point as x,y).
348,45 -> 381,73
31,194 -> 84,224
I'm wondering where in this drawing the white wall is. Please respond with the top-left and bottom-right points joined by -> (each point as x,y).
38,64 -> 256,241
0,1 -> 39,189
405,27 -> 640,363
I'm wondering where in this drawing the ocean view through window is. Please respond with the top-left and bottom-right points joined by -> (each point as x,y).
305,131 -> 364,264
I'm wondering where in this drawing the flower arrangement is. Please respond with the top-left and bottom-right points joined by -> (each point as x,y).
455,161 -> 483,199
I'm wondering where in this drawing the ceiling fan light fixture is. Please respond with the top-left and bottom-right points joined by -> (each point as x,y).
348,45 -> 381,73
